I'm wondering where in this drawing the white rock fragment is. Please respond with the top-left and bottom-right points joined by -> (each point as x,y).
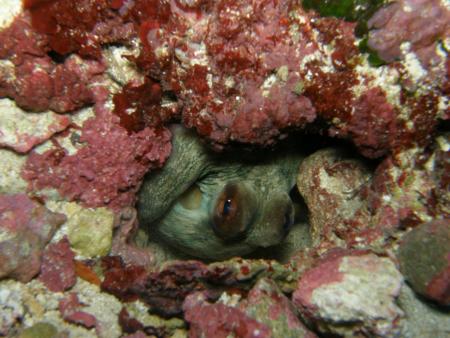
0,98 -> 71,153
0,0 -> 22,30
0,149 -> 27,194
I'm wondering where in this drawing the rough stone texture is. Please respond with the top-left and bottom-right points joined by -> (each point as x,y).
0,98 -> 71,153
0,193 -> 65,282
243,278 -> 316,338
39,238 -> 77,292
0,13 -> 113,113
57,203 -> 115,258
398,284 -> 450,338
296,148 -> 372,248
398,219 -> 450,305
0,281 -> 24,335
0,149 -> 28,194
368,137 -> 449,234
0,278 -> 124,338
183,291 -> 272,338
18,322 -> 58,338
111,207 -> 155,268
22,103 -> 172,211
293,250 -> 404,337
0,0 -> 22,29
368,0 -> 449,65
59,293 -> 97,329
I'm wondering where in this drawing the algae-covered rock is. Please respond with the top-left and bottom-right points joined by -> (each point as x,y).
244,278 -> 316,338
293,250 -> 404,337
51,202 -> 115,258
398,219 -> 450,305
19,322 -> 58,338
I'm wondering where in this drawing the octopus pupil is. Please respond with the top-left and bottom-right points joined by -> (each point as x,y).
222,198 -> 233,216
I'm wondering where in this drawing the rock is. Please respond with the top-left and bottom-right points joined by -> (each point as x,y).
19,322 -> 58,338
59,293 -> 97,329
398,284 -> 450,338
368,0 -> 449,65
39,238 -> 76,292
62,203 -> 114,258
111,207 -> 155,267
183,291 -> 272,338
397,219 -> 450,305
244,278 -> 316,338
0,193 -> 65,282
0,282 -> 24,335
293,250 -> 404,337
22,104 -> 172,211
0,149 -> 27,194
0,98 -> 71,153
296,148 -> 372,248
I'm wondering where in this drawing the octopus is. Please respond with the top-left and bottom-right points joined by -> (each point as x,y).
137,125 -> 310,261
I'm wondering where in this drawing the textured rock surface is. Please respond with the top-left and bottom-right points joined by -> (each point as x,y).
0,193 -> 65,282
244,278 -> 316,338
398,284 -> 450,338
184,291 -> 272,338
39,238 -> 77,292
0,98 -> 70,153
54,202 -> 115,258
293,250 -> 404,337
22,104 -> 172,211
296,148 -> 372,248
0,149 -> 27,194
0,278 -> 123,338
398,219 -> 450,305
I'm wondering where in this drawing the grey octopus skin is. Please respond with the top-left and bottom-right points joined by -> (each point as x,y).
137,125 -> 305,260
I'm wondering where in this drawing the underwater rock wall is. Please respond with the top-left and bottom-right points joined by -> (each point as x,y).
0,0 -> 449,337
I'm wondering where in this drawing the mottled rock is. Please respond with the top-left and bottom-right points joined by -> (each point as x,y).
59,293 -> 97,329
368,0 -> 449,65
39,238 -> 76,292
0,193 -> 65,282
293,250 -> 404,337
296,148 -> 372,248
0,149 -> 28,194
22,104 -> 172,211
183,291 -> 272,338
0,98 -> 70,153
398,284 -> 450,338
111,207 -> 155,268
398,219 -> 450,305
61,203 -> 115,258
244,278 -> 316,338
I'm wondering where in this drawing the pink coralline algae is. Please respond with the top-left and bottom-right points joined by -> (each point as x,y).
39,237 -> 77,292
243,278 -> 317,338
111,207 -> 155,267
22,104 -> 172,210
0,193 -> 65,282
59,293 -> 97,329
398,219 -> 450,306
183,292 -> 272,338
0,99 -> 71,154
292,250 -> 404,337
296,148 -> 372,249
368,0 -> 449,66
0,14 -> 110,113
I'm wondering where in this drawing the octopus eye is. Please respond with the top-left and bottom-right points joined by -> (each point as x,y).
212,182 -> 249,241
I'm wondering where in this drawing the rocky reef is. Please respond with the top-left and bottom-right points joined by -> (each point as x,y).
0,0 -> 449,337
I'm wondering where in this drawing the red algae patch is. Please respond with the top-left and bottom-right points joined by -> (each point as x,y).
22,104 -> 172,211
